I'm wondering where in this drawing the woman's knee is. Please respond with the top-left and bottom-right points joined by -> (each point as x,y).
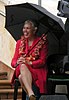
20,64 -> 26,71
20,64 -> 32,78
20,64 -> 28,75
20,64 -> 30,72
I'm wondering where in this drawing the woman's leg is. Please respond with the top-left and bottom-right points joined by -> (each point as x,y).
18,74 -> 28,94
19,64 -> 35,97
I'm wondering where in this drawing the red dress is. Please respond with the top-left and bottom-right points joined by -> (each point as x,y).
11,36 -> 48,94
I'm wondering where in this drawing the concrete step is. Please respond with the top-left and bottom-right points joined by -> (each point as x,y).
0,80 -> 22,99
0,80 -> 11,85
0,88 -> 22,99
0,80 -> 12,89
0,88 -> 22,93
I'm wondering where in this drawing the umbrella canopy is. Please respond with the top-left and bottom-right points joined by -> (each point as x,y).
5,2 -> 65,41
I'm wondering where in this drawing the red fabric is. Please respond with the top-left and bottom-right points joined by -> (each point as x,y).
11,37 -> 48,94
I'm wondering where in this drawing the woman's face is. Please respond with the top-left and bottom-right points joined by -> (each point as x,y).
23,23 -> 35,39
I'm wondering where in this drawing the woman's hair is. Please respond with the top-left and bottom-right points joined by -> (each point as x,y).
24,19 -> 39,28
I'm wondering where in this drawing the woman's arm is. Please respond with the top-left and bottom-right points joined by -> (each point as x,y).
32,42 -> 48,68
11,40 -> 20,68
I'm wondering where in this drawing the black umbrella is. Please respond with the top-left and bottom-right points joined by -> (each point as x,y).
5,2 -> 65,41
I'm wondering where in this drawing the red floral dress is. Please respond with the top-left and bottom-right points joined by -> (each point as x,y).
11,35 -> 48,94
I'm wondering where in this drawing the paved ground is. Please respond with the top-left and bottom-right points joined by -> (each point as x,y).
39,95 -> 68,100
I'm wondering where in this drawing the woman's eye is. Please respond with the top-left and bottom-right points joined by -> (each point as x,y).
23,27 -> 30,29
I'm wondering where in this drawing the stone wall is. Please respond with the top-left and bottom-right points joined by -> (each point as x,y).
0,1 -> 16,67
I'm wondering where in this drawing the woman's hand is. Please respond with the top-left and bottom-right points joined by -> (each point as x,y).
17,56 -> 26,64
16,56 -> 32,65
25,60 -> 32,65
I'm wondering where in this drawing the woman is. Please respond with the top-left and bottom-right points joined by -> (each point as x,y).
11,20 -> 48,100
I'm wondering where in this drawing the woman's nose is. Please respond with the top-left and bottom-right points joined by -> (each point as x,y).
23,28 -> 27,31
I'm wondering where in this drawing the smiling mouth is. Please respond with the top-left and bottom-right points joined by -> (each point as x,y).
24,32 -> 28,36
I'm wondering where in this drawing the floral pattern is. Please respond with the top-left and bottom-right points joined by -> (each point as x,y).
19,34 -> 47,61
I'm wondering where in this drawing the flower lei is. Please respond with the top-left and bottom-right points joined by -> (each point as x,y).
19,34 -> 47,61
19,36 -> 26,55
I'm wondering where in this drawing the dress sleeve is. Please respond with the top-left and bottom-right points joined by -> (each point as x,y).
11,40 -> 20,68
32,41 -> 48,68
